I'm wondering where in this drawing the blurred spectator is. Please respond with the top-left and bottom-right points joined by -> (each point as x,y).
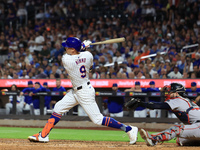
125,81 -> 147,118
105,83 -> 124,117
186,82 -> 200,92
144,81 -> 161,118
19,69 -> 29,79
35,67 -> 48,79
5,84 -> 24,115
16,3 -> 27,26
124,81 -> 143,92
153,52 -> 164,63
38,44 -> 50,60
167,65 -> 183,78
20,80 -> 34,114
42,82 -> 51,113
134,50 -> 143,65
51,78 -> 66,108
34,31 -> 45,55
124,0 -> 137,15
29,82 -> 48,115
0,34 -> 9,64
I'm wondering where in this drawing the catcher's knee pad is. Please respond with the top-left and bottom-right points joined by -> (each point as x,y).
169,124 -> 184,136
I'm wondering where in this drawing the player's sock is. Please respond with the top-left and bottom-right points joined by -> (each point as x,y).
102,117 -> 131,132
41,112 -> 61,138
50,112 -> 62,125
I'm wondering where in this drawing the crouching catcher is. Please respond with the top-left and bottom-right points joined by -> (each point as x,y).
125,83 -> 200,146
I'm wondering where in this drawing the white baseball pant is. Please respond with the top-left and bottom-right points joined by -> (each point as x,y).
53,83 -> 104,125
177,122 -> 200,146
134,109 -> 147,118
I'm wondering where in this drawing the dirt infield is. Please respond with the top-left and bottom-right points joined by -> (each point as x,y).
0,139 -> 199,150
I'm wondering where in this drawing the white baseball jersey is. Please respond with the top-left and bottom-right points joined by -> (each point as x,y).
62,51 -> 93,88
54,51 -> 104,125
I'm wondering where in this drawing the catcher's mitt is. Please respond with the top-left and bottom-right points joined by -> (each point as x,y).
125,98 -> 141,110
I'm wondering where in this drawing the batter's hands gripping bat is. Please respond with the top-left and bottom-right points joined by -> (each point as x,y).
90,37 -> 125,45
81,37 -> 125,51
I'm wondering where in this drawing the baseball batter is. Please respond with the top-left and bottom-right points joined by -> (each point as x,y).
126,83 -> 200,146
28,37 -> 138,144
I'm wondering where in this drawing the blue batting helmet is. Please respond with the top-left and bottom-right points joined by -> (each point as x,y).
62,37 -> 82,52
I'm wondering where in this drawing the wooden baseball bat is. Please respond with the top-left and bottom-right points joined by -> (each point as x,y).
90,37 -> 125,45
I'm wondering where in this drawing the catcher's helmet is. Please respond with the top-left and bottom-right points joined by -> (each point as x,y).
170,83 -> 186,93
163,83 -> 186,99
62,37 -> 81,51
163,83 -> 185,93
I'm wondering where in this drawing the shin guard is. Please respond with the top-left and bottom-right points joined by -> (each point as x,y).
151,124 -> 184,142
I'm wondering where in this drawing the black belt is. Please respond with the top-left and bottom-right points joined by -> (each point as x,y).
196,120 -> 200,123
77,82 -> 90,90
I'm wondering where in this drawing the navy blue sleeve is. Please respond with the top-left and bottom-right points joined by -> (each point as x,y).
142,88 -> 147,92
33,87 -> 48,93
61,87 -> 66,91
186,89 -> 192,92
22,87 -> 33,93
139,102 -> 171,110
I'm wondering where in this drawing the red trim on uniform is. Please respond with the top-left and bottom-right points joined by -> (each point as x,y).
105,117 -> 108,126
184,124 -> 200,130
107,117 -> 110,126
187,114 -> 190,124
178,97 -> 191,107
191,108 -> 200,111
52,112 -> 61,118
176,137 -> 181,146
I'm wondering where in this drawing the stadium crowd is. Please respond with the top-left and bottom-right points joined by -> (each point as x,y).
0,0 -> 199,80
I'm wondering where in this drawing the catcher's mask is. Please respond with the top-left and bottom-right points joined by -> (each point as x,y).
162,83 -> 186,100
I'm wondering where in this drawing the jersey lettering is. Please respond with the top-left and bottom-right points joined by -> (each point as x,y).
76,58 -> 86,65
80,65 -> 86,78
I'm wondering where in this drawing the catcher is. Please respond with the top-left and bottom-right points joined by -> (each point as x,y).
125,83 -> 200,146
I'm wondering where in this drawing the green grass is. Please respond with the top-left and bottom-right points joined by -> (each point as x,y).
0,127 -> 176,143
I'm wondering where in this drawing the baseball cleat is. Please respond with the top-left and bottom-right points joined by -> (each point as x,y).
28,132 -> 49,143
140,129 -> 156,146
127,126 -> 138,144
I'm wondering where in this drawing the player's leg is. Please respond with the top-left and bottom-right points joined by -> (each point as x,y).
28,90 -> 78,142
75,87 -> 138,144
156,109 -> 161,118
33,109 -> 40,115
134,110 -> 140,117
149,109 -> 156,118
16,103 -> 23,115
140,109 -> 147,117
5,103 -> 12,115
110,111 -> 123,117
140,124 -> 184,146
176,123 -> 200,146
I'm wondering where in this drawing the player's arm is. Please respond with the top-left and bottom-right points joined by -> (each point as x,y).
124,87 -> 135,92
138,101 -> 171,109
21,87 -> 32,96
89,66 -> 93,72
125,98 -> 171,110
32,87 -> 47,93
